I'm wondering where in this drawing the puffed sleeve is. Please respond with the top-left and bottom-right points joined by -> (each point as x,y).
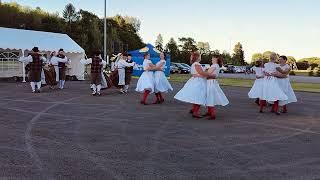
19,55 -> 33,63
80,58 -> 92,65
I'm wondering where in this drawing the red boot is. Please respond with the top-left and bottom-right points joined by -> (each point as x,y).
259,100 -> 266,113
189,104 -> 196,114
158,92 -> 164,103
204,107 -> 211,117
255,98 -> 260,106
192,104 -> 202,119
282,105 -> 288,113
140,90 -> 150,105
272,101 -> 280,115
208,107 -> 216,120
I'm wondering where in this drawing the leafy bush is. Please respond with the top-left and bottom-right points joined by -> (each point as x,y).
296,61 -> 310,70
289,71 -> 295,76
310,63 -> 319,70
308,71 -> 314,77
315,67 -> 320,77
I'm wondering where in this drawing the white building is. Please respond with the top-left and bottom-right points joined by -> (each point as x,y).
0,27 -> 85,80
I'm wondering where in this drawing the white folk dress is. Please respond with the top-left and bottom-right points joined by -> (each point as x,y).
261,62 -> 288,102
135,59 -> 155,93
154,60 -> 173,93
174,62 -> 207,106
277,64 -> 297,106
206,64 -> 229,107
248,67 -> 265,99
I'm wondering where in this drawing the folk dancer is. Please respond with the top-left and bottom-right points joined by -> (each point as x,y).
153,52 -> 173,104
205,54 -> 229,120
81,51 -> 107,96
19,47 -> 46,93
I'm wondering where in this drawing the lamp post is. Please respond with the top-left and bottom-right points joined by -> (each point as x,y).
104,0 -> 107,63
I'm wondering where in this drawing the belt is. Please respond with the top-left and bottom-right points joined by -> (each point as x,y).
207,78 -> 216,80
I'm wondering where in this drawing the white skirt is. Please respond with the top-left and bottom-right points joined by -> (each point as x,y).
135,71 -> 155,93
174,77 -> 207,106
54,66 -> 59,82
118,68 -> 125,86
261,77 -> 288,102
206,80 -> 229,107
277,78 -> 297,106
154,71 -> 173,93
248,79 -> 264,99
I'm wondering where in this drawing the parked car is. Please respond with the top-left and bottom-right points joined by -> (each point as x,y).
170,65 -> 179,74
179,63 -> 191,70
234,66 -> 246,73
172,63 -> 190,74
220,65 -> 227,73
225,65 -> 235,73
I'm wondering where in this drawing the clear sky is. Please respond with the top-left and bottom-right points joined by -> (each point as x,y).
3,0 -> 320,61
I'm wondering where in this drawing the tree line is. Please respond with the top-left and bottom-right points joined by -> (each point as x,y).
0,2 -> 144,56
155,34 -> 246,66
252,51 -> 320,70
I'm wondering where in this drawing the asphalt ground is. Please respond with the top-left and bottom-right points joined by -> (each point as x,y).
0,80 -> 319,180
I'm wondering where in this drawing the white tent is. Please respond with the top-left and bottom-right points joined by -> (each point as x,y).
0,27 -> 85,80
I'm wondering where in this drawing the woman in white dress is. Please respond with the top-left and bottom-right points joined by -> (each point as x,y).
136,53 -> 156,105
174,52 -> 212,118
248,60 -> 265,105
153,52 -> 173,104
259,53 -> 288,115
275,55 -> 297,113
205,55 -> 229,120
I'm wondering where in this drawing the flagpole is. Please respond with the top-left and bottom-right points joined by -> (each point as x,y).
104,0 -> 107,63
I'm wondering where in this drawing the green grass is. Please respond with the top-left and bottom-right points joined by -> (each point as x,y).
292,70 -> 310,76
169,74 -> 320,93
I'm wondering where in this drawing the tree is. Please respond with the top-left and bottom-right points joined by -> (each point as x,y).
287,56 -> 297,70
155,34 -> 164,51
178,37 -> 198,52
222,51 -> 232,64
123,16 -> 141,32
165,38 -> 179,62
232,42 -> 245,65
62,3 -> 79,33
197,42 -> 210,54
251,53 -> 263,65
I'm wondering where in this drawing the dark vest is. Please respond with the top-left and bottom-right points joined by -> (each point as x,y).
30,54 -> 42,72
57,54 -> 66,68
91,57 -> 102,73
125,59 -> 134,73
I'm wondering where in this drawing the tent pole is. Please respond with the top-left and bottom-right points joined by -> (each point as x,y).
104,0 -> 107,64
22,50 -> 26,83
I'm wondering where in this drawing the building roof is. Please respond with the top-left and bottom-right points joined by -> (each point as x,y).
0,27 -> 84,53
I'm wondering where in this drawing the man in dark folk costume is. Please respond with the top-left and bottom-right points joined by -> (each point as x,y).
124,53 -> 134,93
81,51 -> 107,96
19,47 -> 46,93
117,53 -> 135,93
56,49 -> 70,90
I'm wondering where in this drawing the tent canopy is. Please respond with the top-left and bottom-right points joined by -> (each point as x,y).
128,44 -> 171,77
0,27 -> 84,53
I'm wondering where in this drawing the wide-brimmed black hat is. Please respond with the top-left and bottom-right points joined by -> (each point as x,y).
32,47 -> 39,52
